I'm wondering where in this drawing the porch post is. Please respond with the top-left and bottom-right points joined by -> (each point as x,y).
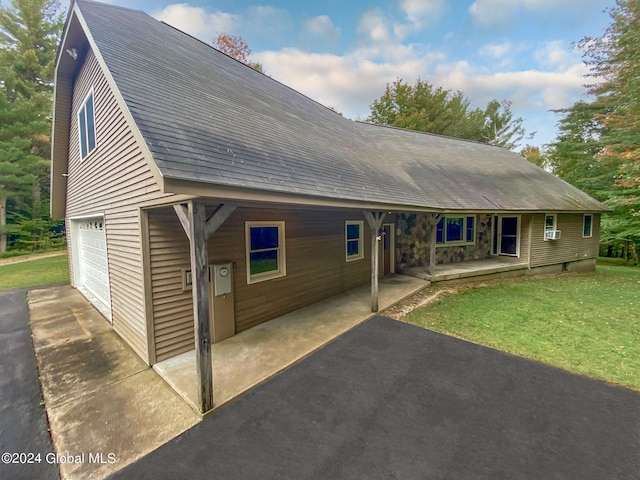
429,214 -> 443,277
363,211 -> 386,312
188,201 -> 213,414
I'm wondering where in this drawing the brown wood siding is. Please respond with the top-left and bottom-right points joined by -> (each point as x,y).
147,208 -> 192,362
529,213 -> 600,267
148,206 -> 374,362
65,49 -> 174,363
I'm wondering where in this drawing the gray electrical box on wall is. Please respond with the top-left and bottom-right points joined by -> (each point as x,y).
213,263 -> 232,296
210,263 -> 235,343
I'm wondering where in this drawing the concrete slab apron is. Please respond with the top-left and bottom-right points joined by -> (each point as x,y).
28,286 -> 199,480
155,274 -> 429,413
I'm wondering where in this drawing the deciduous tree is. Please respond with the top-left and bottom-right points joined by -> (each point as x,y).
367,78 -> 527,150
214,33 -> 263,73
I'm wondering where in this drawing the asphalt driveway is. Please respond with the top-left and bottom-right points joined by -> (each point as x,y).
110,315 -> 640,480
0,288 -> 58,480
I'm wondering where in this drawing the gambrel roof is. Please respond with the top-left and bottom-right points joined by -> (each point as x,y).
51,0 -> 608,216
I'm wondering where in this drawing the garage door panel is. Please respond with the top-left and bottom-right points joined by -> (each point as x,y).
76,217 -> 111,312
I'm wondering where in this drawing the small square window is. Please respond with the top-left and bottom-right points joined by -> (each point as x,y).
182,268 -> 192,290
78,91 -> 96,160
245,221 -> 286,283
583,214 -> 593,238
346,220 -> 364,261
545,214 -> 557,231
544,213 -> 558,240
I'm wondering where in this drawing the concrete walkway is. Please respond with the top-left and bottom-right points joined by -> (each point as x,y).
155,273 -> 429,414
28,286 -> 200,480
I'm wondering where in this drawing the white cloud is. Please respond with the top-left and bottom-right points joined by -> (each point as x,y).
468,0 -> 517,27
533,40 -> 581,70
301,15 -> 341,49
256,43 -> 588,146
357,9 -> 396,44
479,42 -> 514,59
398,0 -> 445,25
255,48 -> 439,118
469,0 -> 608,27
153,3 -> 293,45
304,15 -> 340,37
432,61 -> 589,114
153,3 -> 238,40
244,6 -> 294,41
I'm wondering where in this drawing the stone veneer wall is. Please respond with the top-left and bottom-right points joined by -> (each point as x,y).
396,213 -> 493,269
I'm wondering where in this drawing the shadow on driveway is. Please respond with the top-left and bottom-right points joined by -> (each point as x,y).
110,315 -> 640,480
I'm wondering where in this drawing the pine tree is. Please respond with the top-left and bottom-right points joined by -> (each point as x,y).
549,0 -> 640,262
0,0 -> 63,252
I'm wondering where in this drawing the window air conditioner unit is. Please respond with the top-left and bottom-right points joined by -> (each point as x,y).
545,230 -> 561,240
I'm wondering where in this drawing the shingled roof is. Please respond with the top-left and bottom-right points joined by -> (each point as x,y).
54,0 -> 608,213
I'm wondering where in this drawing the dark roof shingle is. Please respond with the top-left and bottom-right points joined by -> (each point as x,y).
73,0 -> 607,212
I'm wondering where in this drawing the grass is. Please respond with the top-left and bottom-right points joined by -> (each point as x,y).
597,256 -> 638,267
403,265 -> 640,391
0,254 -> 70,290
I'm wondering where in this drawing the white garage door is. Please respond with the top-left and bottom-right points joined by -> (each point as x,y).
76,217 -> 111,314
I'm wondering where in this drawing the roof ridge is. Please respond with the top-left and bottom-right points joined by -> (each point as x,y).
75,0 -> 145,15
355,120 -> 509,150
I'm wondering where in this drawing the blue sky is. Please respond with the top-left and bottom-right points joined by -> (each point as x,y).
100,0 -> 615,149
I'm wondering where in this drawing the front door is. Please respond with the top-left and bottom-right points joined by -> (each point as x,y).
493,216 -> 520,257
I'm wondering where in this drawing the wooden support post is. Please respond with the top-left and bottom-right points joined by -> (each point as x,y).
205,203 -> 237,239
173,204 -> 190,241
188,201 -> 213,414
429,214 -> 442,277
173,201 -> 238,414
363,211 -> 386,312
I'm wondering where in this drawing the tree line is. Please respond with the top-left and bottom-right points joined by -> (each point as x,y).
1,0 -> 637,263
547,0 -> 639,264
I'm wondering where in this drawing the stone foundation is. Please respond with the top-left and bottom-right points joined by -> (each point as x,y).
397,213 -> 492,269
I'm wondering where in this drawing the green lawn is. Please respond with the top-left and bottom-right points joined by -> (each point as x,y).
403,266 -> 640,391
0,254 -> 70,290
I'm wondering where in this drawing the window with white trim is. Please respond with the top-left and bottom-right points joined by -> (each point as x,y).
583,214 -> 593,238
78,91 -> 96,160
345,220 -> 364,261
245,221 -> 286,284
544,213 -> 557,239
436,215 -> 476,245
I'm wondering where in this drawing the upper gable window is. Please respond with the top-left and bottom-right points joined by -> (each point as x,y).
78,91 -> 96,160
